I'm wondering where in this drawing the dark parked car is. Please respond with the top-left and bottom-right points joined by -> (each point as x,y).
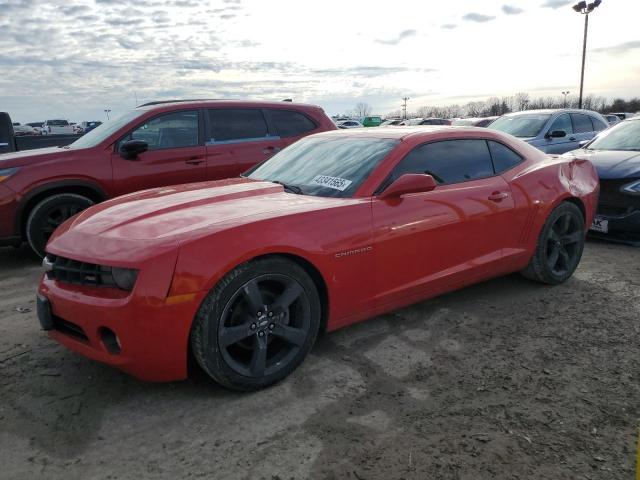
489,109 -> 609,154
0,100 -> 336,256
563,116 -> 640,243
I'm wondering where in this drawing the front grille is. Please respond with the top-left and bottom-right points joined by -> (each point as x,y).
52,316 -> 89,342
598,178 -> 640,214
46,255 -> 116,287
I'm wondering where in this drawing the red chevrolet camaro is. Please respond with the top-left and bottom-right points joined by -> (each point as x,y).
37,127 -> 599,390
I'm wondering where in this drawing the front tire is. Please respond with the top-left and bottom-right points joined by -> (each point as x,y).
521,202 -> 585,285
191,257 -> 321,391
26,193 -> 94,257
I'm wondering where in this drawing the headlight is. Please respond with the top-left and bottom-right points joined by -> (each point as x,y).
0,167 -> 19,182
111,267 -> 138,290
621,180 -> 640,195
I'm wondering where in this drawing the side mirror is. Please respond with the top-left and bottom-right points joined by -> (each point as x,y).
119,139 -> 148,160
578,140 -> 589,148
546,130 -> 567,139
379,174 -> 437,200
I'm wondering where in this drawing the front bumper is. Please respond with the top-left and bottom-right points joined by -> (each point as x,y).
0,183 -> 20,245
589,209 -> 640,244
37,274 -> 206,383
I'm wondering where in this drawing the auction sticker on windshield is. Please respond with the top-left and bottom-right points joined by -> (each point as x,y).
311,175 -> 353,191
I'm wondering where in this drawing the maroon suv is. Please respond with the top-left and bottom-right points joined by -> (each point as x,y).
0,100 -> 336,256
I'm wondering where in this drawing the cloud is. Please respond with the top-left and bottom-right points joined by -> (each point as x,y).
462,13 -> 496,22
592,41 -> 640,55
502,5 -> 524,15
441,23 -> 457,29
375,29 -> 417,45
541,0 -> 572,8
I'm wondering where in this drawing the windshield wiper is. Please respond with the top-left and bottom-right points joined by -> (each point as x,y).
272,180 -> 304,195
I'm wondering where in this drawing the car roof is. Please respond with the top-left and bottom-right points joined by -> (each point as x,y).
312,125 -> 497,141
136,99 -> 323,111
503,108 -> 601,116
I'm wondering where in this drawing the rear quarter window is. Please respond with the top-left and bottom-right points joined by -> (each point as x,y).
269,109 -> 317,137
488,140 -> 523,173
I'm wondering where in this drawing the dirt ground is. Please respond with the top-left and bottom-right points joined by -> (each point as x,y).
0,240 -> 638,480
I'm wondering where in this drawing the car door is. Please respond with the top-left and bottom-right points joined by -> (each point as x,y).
541,114 -> 575,154
372,139 -> 516,308
571,113 -> 599,145
111,109 -> 206,196
205,108 -> 284,179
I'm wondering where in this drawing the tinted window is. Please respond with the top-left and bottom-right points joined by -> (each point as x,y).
270,109 -> 316,137
391,139 -> 494,185
129,110 -> 199,150
571,114 -> 594,133
207,109 -> 268,143
549,114 -> 573,135
589,116 -> 607,132
489,114 -> 551,137
488,141 -> 523,173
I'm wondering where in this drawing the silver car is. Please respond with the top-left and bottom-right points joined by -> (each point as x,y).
488,108 -> 609,154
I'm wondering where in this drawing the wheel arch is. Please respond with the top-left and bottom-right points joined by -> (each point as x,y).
16,180 -> 107,239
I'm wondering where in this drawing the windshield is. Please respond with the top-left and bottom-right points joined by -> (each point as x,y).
70,110 -> 145,149
489,114 -> 551,138
587,120 -> 640,151
247,136 -> 398,198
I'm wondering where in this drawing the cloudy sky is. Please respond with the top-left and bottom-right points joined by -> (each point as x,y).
1,0 -> 639,123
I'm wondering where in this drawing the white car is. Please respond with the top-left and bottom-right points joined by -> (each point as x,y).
337,120 -> 363,129
12,123 -> 35,136
43,119 -> 74,135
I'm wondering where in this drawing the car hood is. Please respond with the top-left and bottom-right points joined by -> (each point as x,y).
47,178 -> 362,262
0,146 -> 70,168
563,148 -> 640,179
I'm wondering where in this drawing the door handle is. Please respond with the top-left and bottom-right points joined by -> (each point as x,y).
262,146 -> 281,154
569,136 -> 576,141
488,191 -> 509,202
185,156 -> 204,165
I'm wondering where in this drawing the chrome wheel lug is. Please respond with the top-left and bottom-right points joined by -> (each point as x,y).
269,323 -> 275,330
257,311 -> 262,317
250,323 -> 257,330
258,331 -> 265,337
268,311 -> 274,317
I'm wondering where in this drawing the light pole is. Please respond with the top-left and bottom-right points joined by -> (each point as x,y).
562,91 -> 570,108
104,109 -> 111,120
572,0 -> 602,109
401,97 -> 409,119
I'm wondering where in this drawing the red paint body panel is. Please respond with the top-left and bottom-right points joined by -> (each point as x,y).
38,127 -> 599,382
0,100 -> 335,244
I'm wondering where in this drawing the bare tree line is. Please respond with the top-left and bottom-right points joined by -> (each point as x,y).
347,94 -> 640,120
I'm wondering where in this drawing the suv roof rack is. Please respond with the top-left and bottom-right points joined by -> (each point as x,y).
137,99 -> 223,107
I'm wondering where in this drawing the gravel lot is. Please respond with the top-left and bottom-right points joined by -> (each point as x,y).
1,240 -> 638,479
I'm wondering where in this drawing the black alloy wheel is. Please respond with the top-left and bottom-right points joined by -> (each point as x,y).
26,193 -> 94,257
191,257 -> 320,391
545,211 -> 583,277
521,201 -> 585,285
218,274 -> 311,378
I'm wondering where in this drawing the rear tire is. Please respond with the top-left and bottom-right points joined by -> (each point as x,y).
26,193 -> 94,257
191,257 -> 321,391
520,202 -> 585,285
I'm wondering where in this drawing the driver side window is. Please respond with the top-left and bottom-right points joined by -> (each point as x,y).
548,114 -> 573,135
390,139 -> 495,185
121,111 -> 199,151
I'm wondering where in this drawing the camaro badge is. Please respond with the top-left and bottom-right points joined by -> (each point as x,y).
335,246 -> 373,258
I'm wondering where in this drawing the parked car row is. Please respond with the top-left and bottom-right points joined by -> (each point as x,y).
10,119 -> 103,136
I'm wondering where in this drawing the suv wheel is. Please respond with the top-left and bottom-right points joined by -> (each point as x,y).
26,193 -> 94,257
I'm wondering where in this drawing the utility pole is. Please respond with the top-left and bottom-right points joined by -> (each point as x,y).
401,97 -> 410,119
572,1 -> 602,109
